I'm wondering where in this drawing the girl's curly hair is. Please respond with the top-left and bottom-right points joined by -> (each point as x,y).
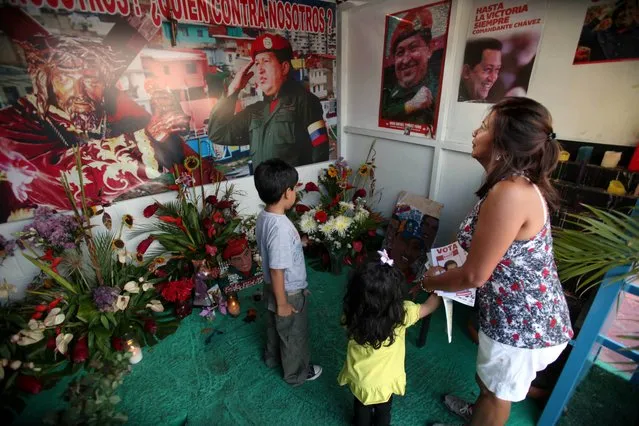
342,260 -> 406,349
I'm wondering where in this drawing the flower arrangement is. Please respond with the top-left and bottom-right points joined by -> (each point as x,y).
291,142 -> 384,271
0,150 -> 180,423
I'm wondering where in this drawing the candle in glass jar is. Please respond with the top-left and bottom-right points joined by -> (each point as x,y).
227,293 -> 241,317
126,339 -> 143,364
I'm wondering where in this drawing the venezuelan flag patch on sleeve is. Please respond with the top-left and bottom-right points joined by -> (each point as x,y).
307,120 -> 328,147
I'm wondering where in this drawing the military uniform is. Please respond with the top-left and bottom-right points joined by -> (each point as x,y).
381,72 -> 439,125
207,79 -> 328,167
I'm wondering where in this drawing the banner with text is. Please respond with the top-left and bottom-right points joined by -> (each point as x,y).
457,0 -> 545,103
0,0 -> 337,223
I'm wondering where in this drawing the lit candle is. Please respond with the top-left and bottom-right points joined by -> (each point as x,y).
226,293 -> 241,317
126,338 -> 143,364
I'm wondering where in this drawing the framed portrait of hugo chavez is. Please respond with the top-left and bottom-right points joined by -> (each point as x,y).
378,2 -> 451,138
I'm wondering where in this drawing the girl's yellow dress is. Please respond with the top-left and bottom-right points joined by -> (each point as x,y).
338,301 -> 421,404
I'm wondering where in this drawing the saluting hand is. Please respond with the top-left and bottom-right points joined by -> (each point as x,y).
227,60 -> 255,97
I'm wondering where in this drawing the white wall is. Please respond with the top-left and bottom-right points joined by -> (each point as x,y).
0,163 -> 327,298
340,0 -> 639,245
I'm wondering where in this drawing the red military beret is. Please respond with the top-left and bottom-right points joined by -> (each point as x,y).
251,33 -> 293,61
390,8 -> 433,55
223,237 -> 249,260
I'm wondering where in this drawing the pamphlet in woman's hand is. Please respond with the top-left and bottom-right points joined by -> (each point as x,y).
430,242 -> 476,307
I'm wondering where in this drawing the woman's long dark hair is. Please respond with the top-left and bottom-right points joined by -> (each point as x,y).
476,97 -> 560,209
342,260 -> 406,350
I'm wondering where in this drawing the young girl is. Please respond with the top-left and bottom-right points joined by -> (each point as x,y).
338,250 -> 441,426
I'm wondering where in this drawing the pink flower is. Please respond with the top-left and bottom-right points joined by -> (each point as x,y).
352,241 -> 363,253
206,245 -> 218,256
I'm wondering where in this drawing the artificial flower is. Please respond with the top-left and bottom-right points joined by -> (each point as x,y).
358,164 -> 369,176
48,297 -> 63,309
158,216 -> 186,232
205,195 -> 218,205
102,211 -> 112,230
352,188 -> 367,202
339,201 -> 355,211
314,210 -> 328,224
43,308 -> 65,327
92,286 -> 120,312
144,319 -> 158,334
116,295 -> 130,311
149,256 -> 169,273
0,281 -> 17,300
117,248 -> 130,264
143,202 -> 160,218
56,333 -> 74,354
354,208 -> 370,223
31,312 -> 42,320
184,155 -> 200,172
217,200 -> 234,209
46,337 -> 56,351
327,167 -> 338,178
353,241 -> 363,253
160,278 -> 194,302
112,337 -> 125,352
28,319 -> 45,331
299,214 -> 318,234
206,245 -> 218,256
16,374 -> 42,394
142,282 -> 154,292
122,214 -> 134,229
212,211 -> 225,224
146,299 -> 164,312
136,236 -> 154,256
112,239 -> 125,250
295,204 -> 311,214
305,182 -> 320,192
71,336 -> 89,363
124,281 -> 140,294
10,360 -> 22,370
14,329 -> 44,346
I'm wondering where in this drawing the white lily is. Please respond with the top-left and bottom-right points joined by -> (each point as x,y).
146,299 -> 164,312
123,281 -> 140,294
142,282 -> 154,292
44,307 -> 65,327
9,360 -> 21,370
117,248 -> 130,264
15,329 -> 44,346
56,333 -> 73,354
28,319 -> 46,331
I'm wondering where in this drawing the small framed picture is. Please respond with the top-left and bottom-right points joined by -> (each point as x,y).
206,284 -> 223,308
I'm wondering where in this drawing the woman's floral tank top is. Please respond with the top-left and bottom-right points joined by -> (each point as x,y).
457,184 -> 573,349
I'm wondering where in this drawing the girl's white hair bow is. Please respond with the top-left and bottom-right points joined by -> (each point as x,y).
377,249 -> 394,266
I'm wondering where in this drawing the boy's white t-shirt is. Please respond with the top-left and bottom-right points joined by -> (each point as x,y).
256,210 -> 308,294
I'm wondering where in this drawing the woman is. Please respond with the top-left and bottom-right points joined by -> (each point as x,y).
421,97 -> 573,426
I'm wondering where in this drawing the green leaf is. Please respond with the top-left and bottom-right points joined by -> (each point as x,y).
100,315 -> 110,331
77,295 -> 99,323
22,254 -> 78,294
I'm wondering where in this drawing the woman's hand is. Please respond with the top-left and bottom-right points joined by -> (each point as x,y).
409,266 -> 445,299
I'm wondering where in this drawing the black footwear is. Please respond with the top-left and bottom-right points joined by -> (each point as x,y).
306,364 -> 322,381
442,394 -> 473,423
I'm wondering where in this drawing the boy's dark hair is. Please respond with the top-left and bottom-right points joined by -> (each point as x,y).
444,260 -> 458,269
463,38 -> 502,69
342,260 -> 406,350
254,158 -> 299,205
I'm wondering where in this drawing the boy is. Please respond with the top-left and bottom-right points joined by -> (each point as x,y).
254,158 -> 322,385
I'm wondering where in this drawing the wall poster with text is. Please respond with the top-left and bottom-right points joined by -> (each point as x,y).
0,0 -> 337,224
574,0 -> 639,64
378,1 -> 451,138
457,1 -> 545,104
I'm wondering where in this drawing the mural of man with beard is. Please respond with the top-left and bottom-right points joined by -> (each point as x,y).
0,35 -> 192,222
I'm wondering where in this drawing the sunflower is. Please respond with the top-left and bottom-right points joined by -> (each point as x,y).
358,165 -> 369,176
327,167 -> 338,178
184,156 -> 200,172
112,239 -> 125,250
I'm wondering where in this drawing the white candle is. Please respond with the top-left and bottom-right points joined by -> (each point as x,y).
127,339 -> 143,364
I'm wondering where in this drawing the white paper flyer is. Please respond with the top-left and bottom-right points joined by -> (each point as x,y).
430,242 -> 476,307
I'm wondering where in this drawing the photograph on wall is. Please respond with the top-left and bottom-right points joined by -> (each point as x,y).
378,1 -> 452,138
382,191 -> 443,283
0,0 -> 337,224
457,0 -> 545,103
574,0 -> 639,64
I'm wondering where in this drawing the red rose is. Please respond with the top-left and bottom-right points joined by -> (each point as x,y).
295,204 -> 311,213
216,200 -> 234,209
112,337 -> 125,352
16,375 -> 42,394
314,211 -> 328,224
206,245 -> 218,256
144,319 -> 158,334
47,336 -> 56,351
352,241 -> 363,253
352,188 -> 366,202
137,236 -> 155,256
205,195 -> 218,205
304,182 -> 320,192
143,202 -> 160,218
72,336 -> 89,364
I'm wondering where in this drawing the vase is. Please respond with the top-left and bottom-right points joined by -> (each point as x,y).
175,298 -> 193,319
328,248 -> 346,275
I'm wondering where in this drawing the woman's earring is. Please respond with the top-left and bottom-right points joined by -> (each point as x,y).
496,154 -> 502,161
